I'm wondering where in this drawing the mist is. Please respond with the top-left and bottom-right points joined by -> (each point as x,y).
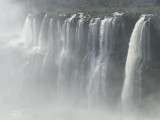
0,0 -> 160,120
0,0 -> 25,36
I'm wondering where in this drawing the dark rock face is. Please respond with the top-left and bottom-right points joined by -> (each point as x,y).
141,16 -> 160,105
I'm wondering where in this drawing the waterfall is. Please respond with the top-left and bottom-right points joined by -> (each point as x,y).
121,15 -> 151,107
57,14 -> 77,99
48,18 -> 54,50
32,18 -> 37,45
30,14 -> 119,105
88,17 -> 117,107
41,18 -> 54,83
3,12 -> 158,110
1,11 -> 160,119
76,18 -> 85,55
39,15 -> 49,50
21,14 -> 34,47
87,18 -> 100,57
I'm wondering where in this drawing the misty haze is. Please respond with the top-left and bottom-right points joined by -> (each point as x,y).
0,0 -> 160,120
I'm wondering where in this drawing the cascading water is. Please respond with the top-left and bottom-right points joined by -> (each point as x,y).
39,15 -> 49,50
19,13 -> 120,106
0,12 -> 159,120
21,14 -> 34,47
88,17 -> 117,107
121,15 -> 151,108
57,14 -> 77,99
